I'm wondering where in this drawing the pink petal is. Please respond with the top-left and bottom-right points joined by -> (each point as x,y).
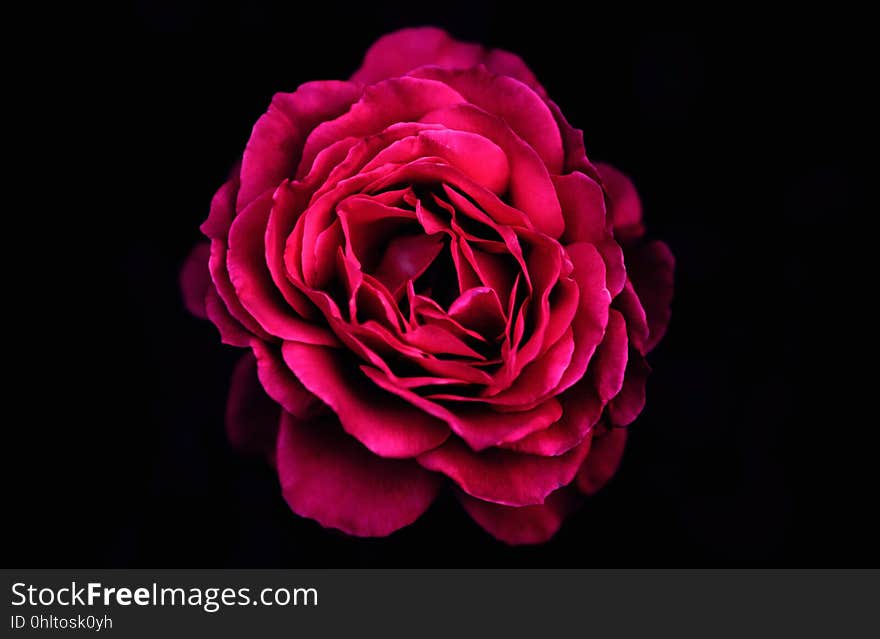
180,242 -> 210,319
458,487 -> 580,545
361,365 -> 563,451
576,427 -> 628,495
225,351 -> 281,458
277,412 -> 443,537
412,66 -> 564,179
281,341 -> 450,458
237,81 -> 362,210
205,286 -> 252,347
352,27 -> 544,95
226,191 -> 339,346
417,435 -> 592,507
501,386 -> 602,456
298,76 -> 465,177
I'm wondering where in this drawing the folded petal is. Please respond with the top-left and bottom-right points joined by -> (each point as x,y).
417,435 -> 591,506
249,339 -> 324,419
237,81 -> 361,210
277,412 -> 443,537
458,487 -> 580,545
281,341 -> 450,458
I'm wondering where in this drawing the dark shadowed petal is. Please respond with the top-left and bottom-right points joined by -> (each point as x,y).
626,240 -> 675,352
277,412 -> 443,537
281,341 -> 450,458
576,427 -> 628,495
417,435 -> 591,506
596,162 -> 645,244
607,350 -> 650,427
614,280 -> 649,355
249,339 -> 324,419
180,242 -> 210,319
205,287 -> 252,347
226,351 -> 282,458
458,486 -> 581,545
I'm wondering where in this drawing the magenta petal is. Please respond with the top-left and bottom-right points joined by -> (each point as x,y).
205,287 -> 252,347
281,341 -> 449,458
592,309 -> 629,403
227,191 -> 339,346
607,350 -> 650,427
576,427 -> 628,495
237,81 -> 361,210
249,339 -> 323,419
501,387 -> 601,456
225,351 -> 281,458
458,487 -> 580,545
180,242 -> 210,319
554,171 -> 607,245
277,412 -> 442,537
626,240 -> 675,352
614,280 -> 649,355
449,287 -> 506,338
417,435 -> 591,507
412,66 -> 564,177
596,162 -> 645,244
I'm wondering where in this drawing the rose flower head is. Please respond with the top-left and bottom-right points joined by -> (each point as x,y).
180,27 -> 674,544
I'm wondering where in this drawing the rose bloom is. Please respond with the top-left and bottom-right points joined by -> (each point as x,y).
181,27 -> 674,544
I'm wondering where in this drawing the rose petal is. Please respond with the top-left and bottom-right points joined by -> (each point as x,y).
458,486 -> 580,545
277,412 -> 442,537
281,341 -> 450,458
596,162 -> 645,244
352,27 -> 544,95
411,66 -> 564,178
237,81 -> 361,210
592,309 -> 629,402
501,386 -> 602,456
225,351 -> 281,458
606,350 -> 650,427
249,339 -> 323,419
227,191 -> 339,345
180,242 -> 210,319
626,240 -> 675,352
576,427 -> 628,495
417,434 -> 592,506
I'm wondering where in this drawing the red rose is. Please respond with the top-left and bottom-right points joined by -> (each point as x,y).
181,27 -> 674,544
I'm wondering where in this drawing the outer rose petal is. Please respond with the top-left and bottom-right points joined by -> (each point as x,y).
417,435 -> 592,507
607,351 -> 650,427
458,487 -> 581,545
596,162 -> 645,244
281,341 -> 450,458
626,241 -> 675,352
249,339 -> 324,419
180,242 -> 210,319
576,427 -> 628,495
277,412 -> 442,537
226,351 -> 281,459
237,81 -> 362,210
351,27 -> 546,96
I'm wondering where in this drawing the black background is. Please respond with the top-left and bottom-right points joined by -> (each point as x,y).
9,2 -> 872,566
